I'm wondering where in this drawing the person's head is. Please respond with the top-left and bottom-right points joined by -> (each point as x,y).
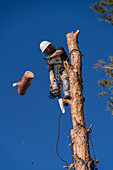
40,41 -> 55,55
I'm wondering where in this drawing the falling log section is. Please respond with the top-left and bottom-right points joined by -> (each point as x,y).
64,30 -> 94,170
13,71 -> 34,95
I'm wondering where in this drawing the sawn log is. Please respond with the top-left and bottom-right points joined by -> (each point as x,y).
13,71 -> 34,95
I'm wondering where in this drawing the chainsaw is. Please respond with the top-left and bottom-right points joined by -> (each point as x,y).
49,80 -> 65,113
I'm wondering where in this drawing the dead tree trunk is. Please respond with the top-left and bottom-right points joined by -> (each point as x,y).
64,30 -> 94,170
13,71 -> 34,95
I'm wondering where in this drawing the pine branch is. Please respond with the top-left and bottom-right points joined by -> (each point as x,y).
94,56 -> 113,113
89,0 -> 113,25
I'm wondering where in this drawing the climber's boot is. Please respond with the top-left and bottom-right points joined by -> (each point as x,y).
62,80 -> 71,99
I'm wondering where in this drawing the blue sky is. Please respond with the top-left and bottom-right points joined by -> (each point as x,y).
0,0 -> 113,169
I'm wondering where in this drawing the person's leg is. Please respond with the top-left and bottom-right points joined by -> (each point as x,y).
60,70 -> 70,99
60,70 -> 69,81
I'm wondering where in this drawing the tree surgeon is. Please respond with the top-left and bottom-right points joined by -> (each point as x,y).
40,41 -> 71,102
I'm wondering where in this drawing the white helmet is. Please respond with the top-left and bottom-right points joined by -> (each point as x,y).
40,41 -> 52,53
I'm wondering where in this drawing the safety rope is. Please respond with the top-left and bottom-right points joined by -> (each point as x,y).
56,111 -> 69,168
69,49 -> 81,58
85,129 -> 88,170
84,128 -> 98,170
55,106 -> 98,170
68,126 -> 97,170
89,133 -> 98,170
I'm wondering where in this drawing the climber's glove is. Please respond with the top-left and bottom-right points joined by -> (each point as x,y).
43,56 -> 52,61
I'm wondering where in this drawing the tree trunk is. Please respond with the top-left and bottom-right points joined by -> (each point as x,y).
64,30 -> 94,170
13,71 -> 34,95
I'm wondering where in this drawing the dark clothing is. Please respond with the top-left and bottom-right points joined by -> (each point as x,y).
46,46 -> 69,79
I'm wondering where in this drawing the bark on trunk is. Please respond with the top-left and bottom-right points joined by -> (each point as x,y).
64,31 -> 94,170
13,71 -> 34,95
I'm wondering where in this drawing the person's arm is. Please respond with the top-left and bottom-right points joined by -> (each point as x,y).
43,50 -> 63,60
50,50 -> 63,59
50,70 -> 55,85
46,62 -> 55,85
